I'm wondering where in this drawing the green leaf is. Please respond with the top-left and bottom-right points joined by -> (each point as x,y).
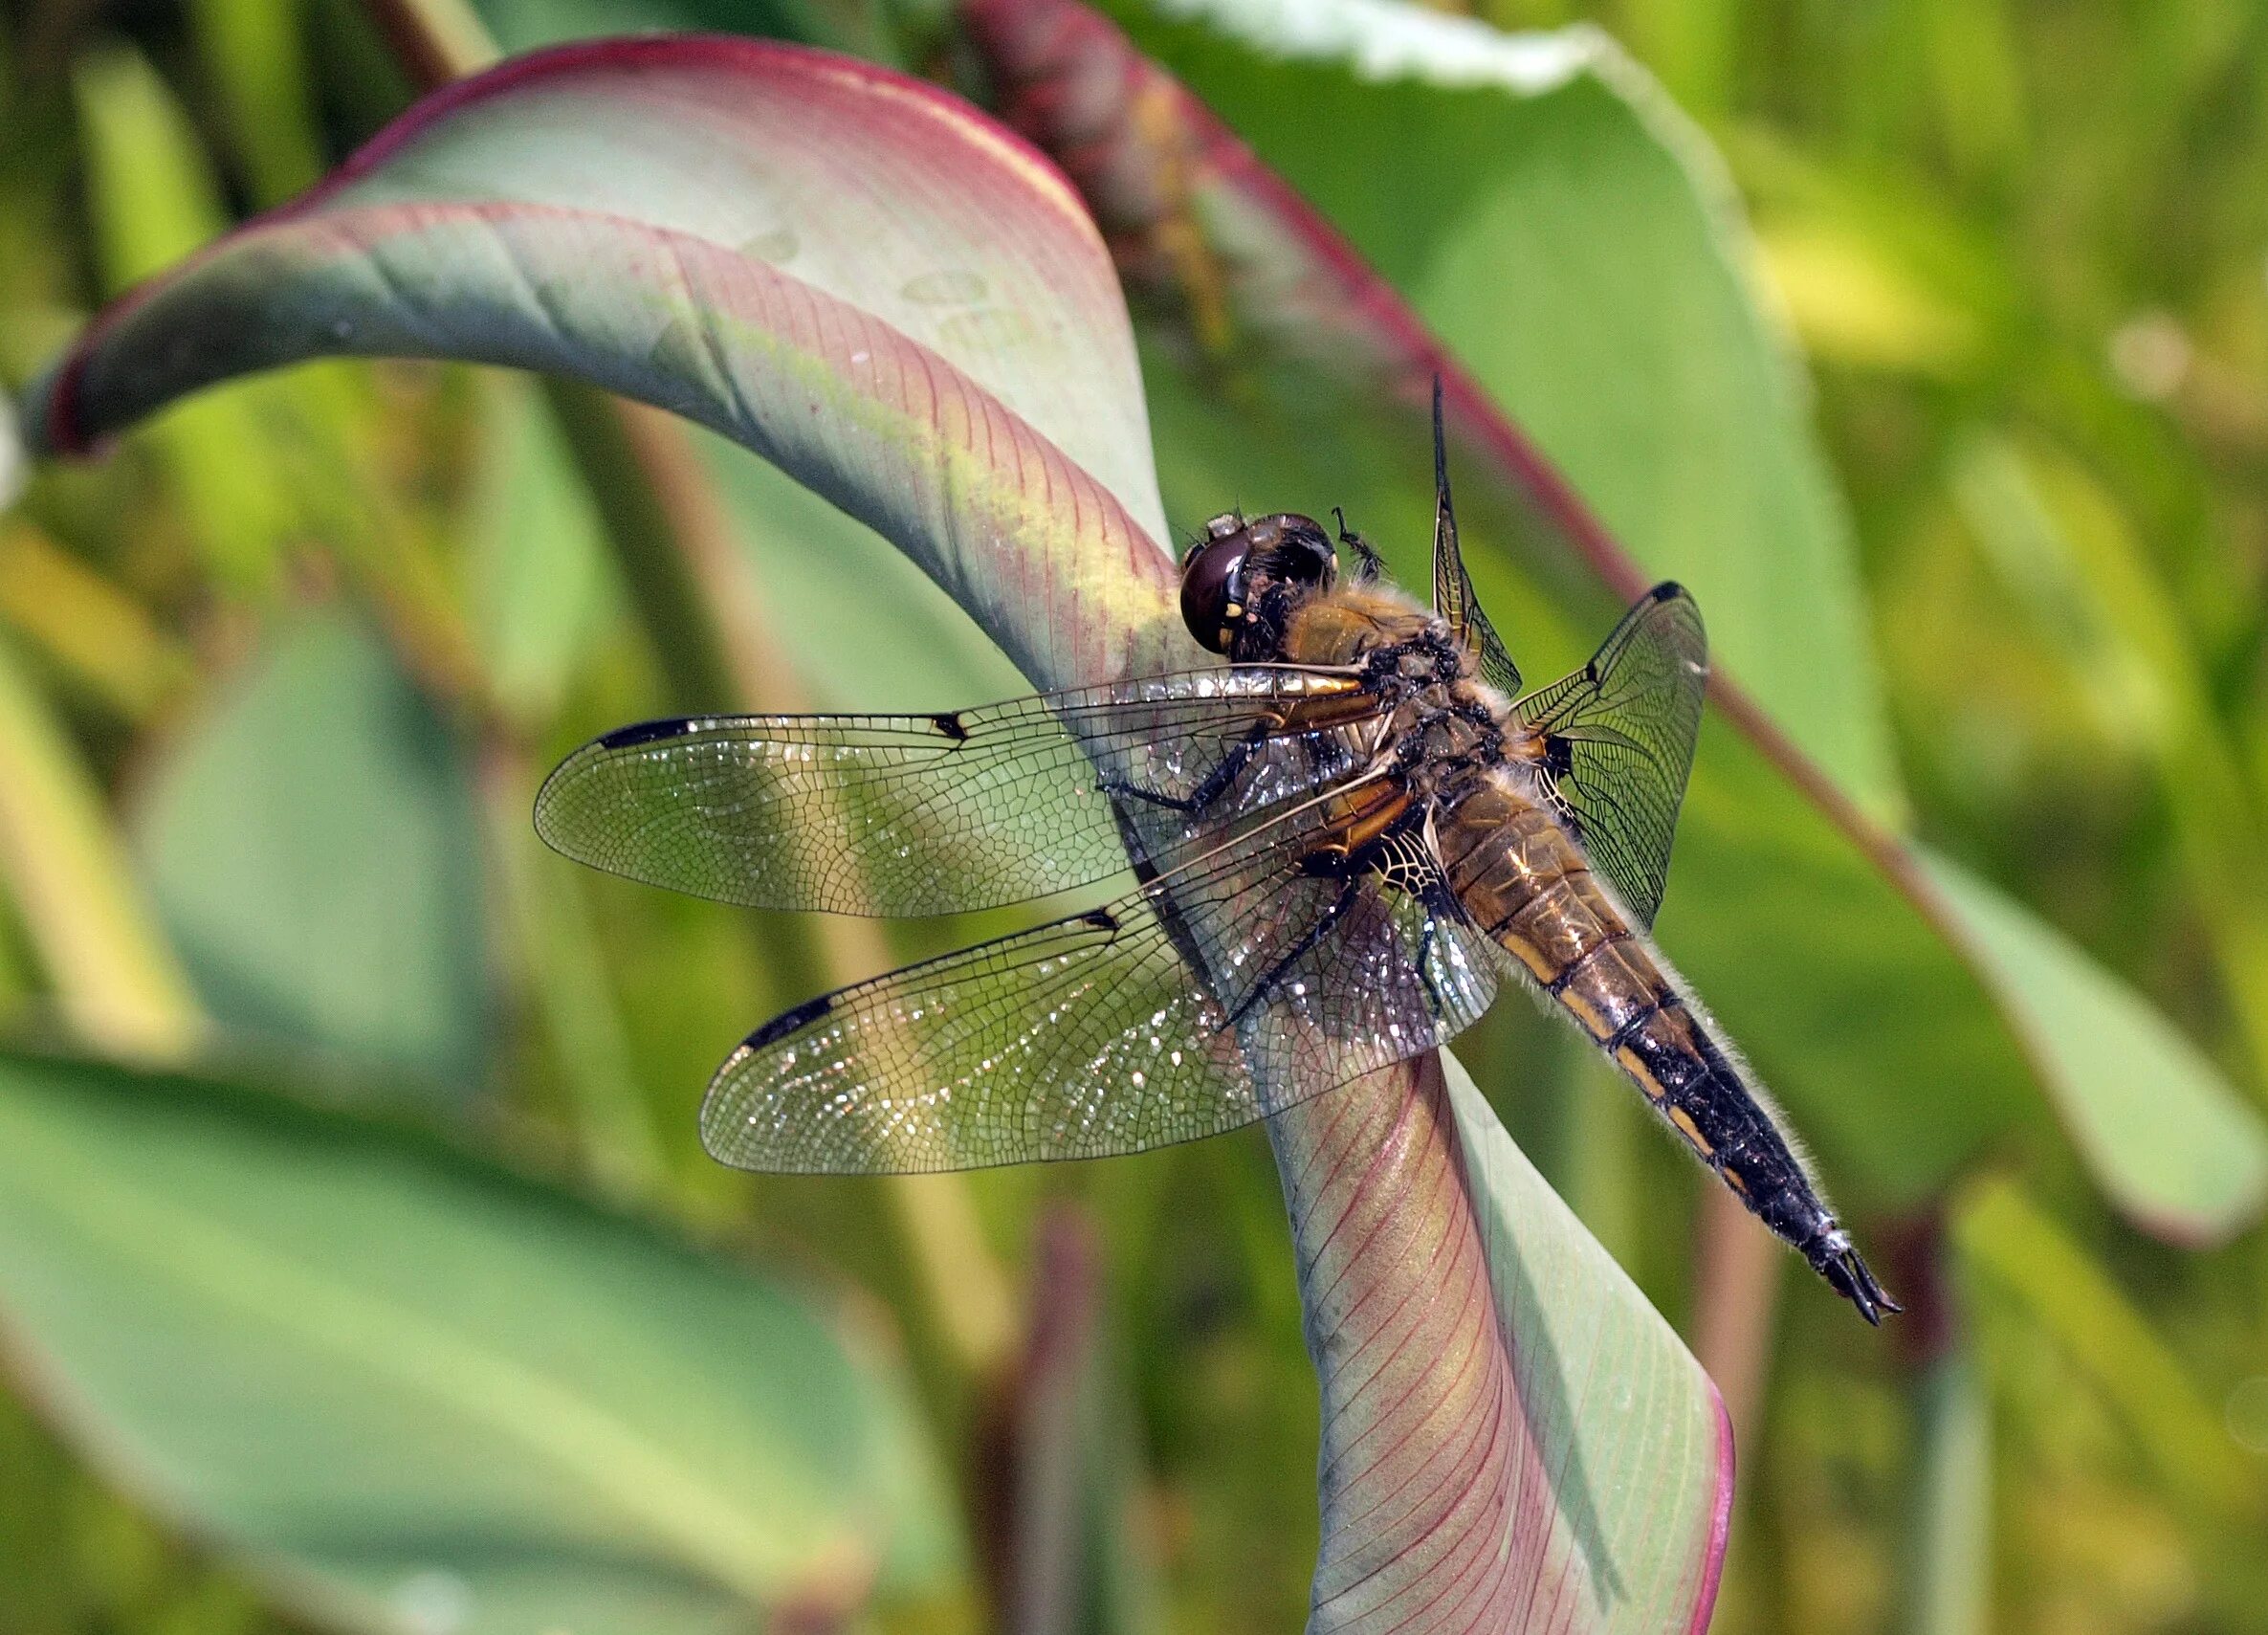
1272,1052 -> 1730,1633
25,35 -> 1180,688
1923,852 -> 2268,1245
0,1047 -> 961,1631
132,609 -> 492,1093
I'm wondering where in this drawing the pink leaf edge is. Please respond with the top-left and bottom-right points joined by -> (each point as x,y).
1693,1394 -> 1734,1635
37,35 -> 1098,457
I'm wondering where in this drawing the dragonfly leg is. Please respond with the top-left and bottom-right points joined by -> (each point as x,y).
1098,724 -> 1268,815
1332,508 -> 1384,582
1228,868 -> 1362,1026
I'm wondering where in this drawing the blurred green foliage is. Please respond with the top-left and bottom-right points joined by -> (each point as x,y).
0,0 -> 2263,1631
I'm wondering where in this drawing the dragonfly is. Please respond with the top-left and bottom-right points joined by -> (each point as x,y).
536,387 -> 1899,1324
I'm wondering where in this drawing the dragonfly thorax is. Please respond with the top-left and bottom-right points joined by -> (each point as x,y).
1334,620 -> 1509,806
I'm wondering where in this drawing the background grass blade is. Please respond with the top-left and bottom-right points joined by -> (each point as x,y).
0,638 -> 200,1056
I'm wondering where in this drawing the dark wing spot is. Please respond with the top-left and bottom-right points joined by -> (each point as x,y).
930,712 -> 971,742
1541,733 -> 1575,780
599,717 -> 704,750
1080,907 -> 1122,933
744,992 -> 836,1049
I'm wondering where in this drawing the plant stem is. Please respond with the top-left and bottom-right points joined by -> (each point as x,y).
476,740 -> 672,1200
1691,1180 -> 1784,1452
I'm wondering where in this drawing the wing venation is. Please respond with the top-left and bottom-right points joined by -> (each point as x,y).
1514,583 -> 1707,926
699,824 -> 1502,1173
1429,379 -> 1523,697
533,669 -> 1376,917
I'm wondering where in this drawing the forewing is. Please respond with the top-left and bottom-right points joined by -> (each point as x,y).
1430,382 -> 1523,697
699,826 -> 1500,1172
1435,530 -> 1524,698
1515,584 -> 1708,927
534,670 -> 1376,917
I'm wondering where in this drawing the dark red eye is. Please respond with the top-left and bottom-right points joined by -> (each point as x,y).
1179,528 -> 1250,653
1180,513 -> 1337,653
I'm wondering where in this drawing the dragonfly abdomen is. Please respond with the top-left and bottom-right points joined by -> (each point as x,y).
1599,987 -> 1895,1318
1441,779 -> 1899,1322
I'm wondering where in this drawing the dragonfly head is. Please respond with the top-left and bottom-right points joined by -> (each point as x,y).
1181,512 -> 1337,654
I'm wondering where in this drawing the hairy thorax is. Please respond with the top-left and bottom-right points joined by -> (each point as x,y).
1280,586 -> 1519,808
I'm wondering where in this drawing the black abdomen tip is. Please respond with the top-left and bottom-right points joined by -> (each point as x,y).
1815,1238 -> 1902,1326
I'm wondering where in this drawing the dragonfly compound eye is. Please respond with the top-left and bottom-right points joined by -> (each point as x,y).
1180,513 -> 1337,654
1180,523 -> 1254,653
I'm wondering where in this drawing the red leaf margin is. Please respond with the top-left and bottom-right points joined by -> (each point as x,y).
40,36 -> 1086,454
29,34 -> 1187,690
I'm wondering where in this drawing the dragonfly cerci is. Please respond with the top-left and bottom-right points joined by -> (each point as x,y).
536,388 -> 1898,1324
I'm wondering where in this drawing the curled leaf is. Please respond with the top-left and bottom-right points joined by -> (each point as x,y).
1277,1053 -> 1731,1634
23,35 -> 1178,686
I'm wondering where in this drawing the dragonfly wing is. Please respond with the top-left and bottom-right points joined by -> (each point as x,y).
1429,380 -> 1523,698
534,670 -> 1376,917
699,824 -> 1500,1173
1514,583 -> 1708,927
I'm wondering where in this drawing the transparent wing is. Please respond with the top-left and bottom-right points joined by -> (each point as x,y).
1430,379 -> 1523,697
534,670 -> 1377,917
699,823 -> 1501,1173
1514,583 -> 1708,927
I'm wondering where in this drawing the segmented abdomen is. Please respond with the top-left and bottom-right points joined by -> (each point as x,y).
1436,775 -> 1836,1258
